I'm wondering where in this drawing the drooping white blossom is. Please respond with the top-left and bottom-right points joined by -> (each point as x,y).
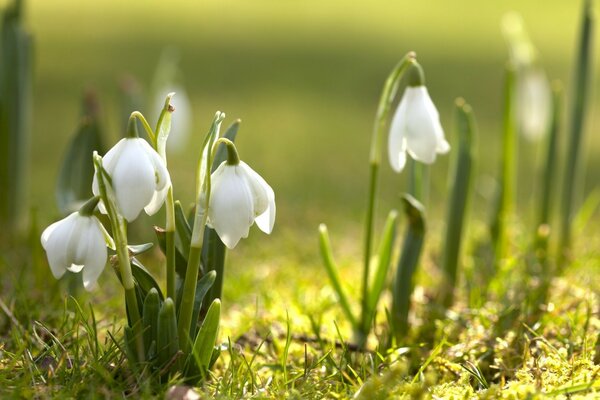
41,212 -> 113,290
388,86 -> 450,172
92,138 -> 171,222
207,161 -> 275,249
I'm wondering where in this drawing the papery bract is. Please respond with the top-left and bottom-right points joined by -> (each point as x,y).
41,212 -> 110,290
207,161 -> 275,249
388,86 -> 450,172
92,137 -> 171,222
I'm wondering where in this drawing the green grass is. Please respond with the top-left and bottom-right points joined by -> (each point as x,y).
1,0 -> 599,398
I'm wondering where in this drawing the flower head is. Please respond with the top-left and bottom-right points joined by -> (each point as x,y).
208,160 -> 275,249
92,137 -> 171,222
41,201 -> 113,290
388,63 -> 450,172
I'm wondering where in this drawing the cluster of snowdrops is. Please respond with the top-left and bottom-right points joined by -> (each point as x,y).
40,57 -> 454,381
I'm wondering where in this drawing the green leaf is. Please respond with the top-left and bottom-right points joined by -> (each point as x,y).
131,258 -> 164,302
174,200 -> 192,261
155,226 -> 188,279
156,298 -> 179,374
123,325 -> 138,365
318,224 -> 357,329
440,99 -> 476,307
142,288 -> 161,359
391,194 -> 426,340
187,298 -> 221,378
0,1 -> 32,229
128,242 -> 154,256
55,110 -> 104,215
364,210 -> 398,332
155,92 -> 175,159
188,270 -> 217,339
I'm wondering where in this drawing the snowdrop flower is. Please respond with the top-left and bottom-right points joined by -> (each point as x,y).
207,141 -> 275,249
92,134 -> 171,222
517,68 -> 551,141
41,197 -> 113,290
388,62 -> 450,172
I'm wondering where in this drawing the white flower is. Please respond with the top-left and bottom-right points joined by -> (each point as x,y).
41,212 -> 111,290
92,138 -> 171,222
517,68 -> 551,141
207,161 -> 275,249
388,86 -> 450,172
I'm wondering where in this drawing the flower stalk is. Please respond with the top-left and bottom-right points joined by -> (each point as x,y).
178,112 -> 225,352
362,52 -> 416,337
92,152 -> 145,362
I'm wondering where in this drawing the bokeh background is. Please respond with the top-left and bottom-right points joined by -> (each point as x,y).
17,0 -> 599,256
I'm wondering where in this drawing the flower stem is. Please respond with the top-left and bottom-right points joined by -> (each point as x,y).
362,52 -> 416,335
165,186 -> 176,301
178,112 -> 224,353
92,153 -> 145,362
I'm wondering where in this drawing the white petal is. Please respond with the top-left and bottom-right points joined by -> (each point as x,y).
145,183 -> 170,216
42,213 -> 79,279
81,220 -> 108,291
403,87 -> 442,164
389,97 -> 409,172
208,164 -> 254,249
111,139 -> 156,222
240,162 -> 276,234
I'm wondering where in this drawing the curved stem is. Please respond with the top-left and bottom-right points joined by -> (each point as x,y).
93,154 -> 145,362
130,111 -> 156,146
362,52 -> 416,332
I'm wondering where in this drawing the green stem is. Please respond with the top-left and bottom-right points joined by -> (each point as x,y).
362,52 -> 416,333
130,111 -> 156,146
165,187 -> 176,301
92,154 -> 145,362
177,244 -> 203,352
558,0 -> 594,270
491,64 -> 517,267
178,113 -> 225,353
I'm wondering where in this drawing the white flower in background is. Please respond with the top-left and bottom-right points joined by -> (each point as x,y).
92,137 -> 171,222
154,86 -> 192,152
208,161 -> 275,249
41,209 -> 113,290
517,68 -> 551,141
388,86 -> 450,172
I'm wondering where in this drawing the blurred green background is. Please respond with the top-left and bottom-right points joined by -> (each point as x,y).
16,0 -> 600,240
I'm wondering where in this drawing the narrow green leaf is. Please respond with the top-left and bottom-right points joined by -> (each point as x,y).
56,97 -> 104,215
155,226 -> 188,279
123,326 -> 139,365
490,64 -> 517,267
558,0 -> 594,269
318,224 -> 357,328
131,257 -> 164,301
156,298 -> 179,373
174,200 -> 192,258
142,288 -> 160,357
391,194 -> 426,340
364,210 -> 398,332
188,299 -> 221,377
440,99 -> 476,308
188,270 -> 217,339
127,242 -> 154,256
155,92 -> 175,158
0,0 -> 32,229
